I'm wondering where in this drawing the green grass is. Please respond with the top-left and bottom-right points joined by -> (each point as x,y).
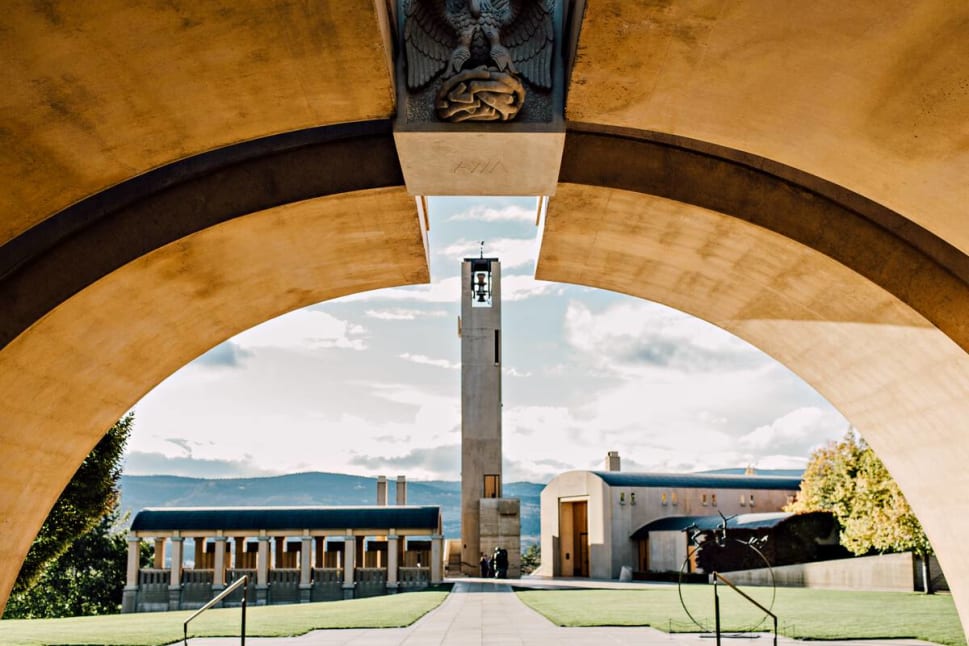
4,584 -> 965,646
0,588 -> 449,646
516,586 -> 967,646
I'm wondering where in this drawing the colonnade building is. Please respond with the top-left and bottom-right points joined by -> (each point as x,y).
122,505 -> 442,613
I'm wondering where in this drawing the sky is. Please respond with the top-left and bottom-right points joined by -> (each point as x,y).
125,196 -> 849,483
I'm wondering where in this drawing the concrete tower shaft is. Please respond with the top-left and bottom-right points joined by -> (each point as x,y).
460,257 -> 502,574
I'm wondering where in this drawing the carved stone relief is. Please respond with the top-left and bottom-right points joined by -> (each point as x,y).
402,0 -> 555,123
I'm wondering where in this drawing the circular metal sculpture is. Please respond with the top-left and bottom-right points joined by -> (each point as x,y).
677,516 -> 777,633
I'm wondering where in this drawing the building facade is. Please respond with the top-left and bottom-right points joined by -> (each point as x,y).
123,506 -> 443,613
539,455 -> 801,579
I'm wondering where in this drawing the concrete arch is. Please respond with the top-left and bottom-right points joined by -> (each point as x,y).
3,0 -> 969,636
0,125 -> 428,611
540,127 -> 969,630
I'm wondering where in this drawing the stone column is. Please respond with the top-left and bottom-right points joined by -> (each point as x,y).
386,531 -> 398,594
169,535 -> 184,611
300,534 -> 313,603
430,535 -> 443,584
396,475 -> 407,504
153,538 -> 165,569
342,532 -> 355,600
256,535 -> 270,605
213,536 -> 227,590
122,535 -> 140,613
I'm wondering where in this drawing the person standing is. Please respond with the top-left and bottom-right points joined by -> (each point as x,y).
495,546 -> 509,579
480,552 -> 490,577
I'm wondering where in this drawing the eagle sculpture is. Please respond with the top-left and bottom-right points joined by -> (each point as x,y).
403,0 -> 555,92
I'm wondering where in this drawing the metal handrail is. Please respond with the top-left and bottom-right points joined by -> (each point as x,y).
183,574 -> 248,645
713,571 -> 777,646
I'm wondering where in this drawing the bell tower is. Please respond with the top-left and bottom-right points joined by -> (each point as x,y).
459,252 -> 520,577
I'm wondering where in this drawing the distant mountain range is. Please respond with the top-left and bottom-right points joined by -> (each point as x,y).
119,472 -> 544,542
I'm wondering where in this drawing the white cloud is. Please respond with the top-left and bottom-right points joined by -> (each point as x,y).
740,407 -> 846,454
338,276 -> 462,304
502,275 -> 562,301
232,309 -> 368,351
399,353 -> 460,370
365,308 -> 448,320
563,299 -> 766,377
448,202 -> 537,222
440,237 -> 538,269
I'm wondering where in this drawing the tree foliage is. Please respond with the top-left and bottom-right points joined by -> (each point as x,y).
786,430 -> 932,557
5,414 -> 133,612
3,509 -> 151,618
520,543 -> 540,574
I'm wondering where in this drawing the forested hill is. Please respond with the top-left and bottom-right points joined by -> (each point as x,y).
119,472 -> 543,541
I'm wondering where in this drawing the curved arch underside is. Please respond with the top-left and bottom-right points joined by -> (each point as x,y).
3,0 -> 969,635
0,184 -> 428,606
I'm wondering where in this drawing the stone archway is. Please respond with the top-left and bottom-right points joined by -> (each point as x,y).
0,124 -> 428,613
539,126 -> 969,631
3,0 -> 968,636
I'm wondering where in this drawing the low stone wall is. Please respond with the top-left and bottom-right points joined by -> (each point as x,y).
721,552 -> 918,591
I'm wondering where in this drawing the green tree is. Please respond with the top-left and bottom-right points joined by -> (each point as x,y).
3,509 -> 151,618
520,543 -> 540,574
5,413 -> 133,609
787,430 -> 934,592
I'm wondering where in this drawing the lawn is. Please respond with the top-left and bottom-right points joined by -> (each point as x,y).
0,588 -> 449,646
516,585 -> 967,646
3,584 -> 964,646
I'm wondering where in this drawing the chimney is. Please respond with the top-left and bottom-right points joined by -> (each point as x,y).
396,475 -> 407,505
606,451 -> 621,472
376,475 -> 388,505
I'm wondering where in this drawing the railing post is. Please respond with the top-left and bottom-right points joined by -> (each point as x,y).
241,577 -> 247,646
714,572 -> 721,646
712,571 -> 778,645
182,574 -> 249,645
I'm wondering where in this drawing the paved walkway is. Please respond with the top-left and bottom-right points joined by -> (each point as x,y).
188,580 -> 938,646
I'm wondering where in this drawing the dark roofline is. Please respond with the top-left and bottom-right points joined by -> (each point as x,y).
130,506 -> 441,533
591,471 -> 802,490
630,512 -> 794,539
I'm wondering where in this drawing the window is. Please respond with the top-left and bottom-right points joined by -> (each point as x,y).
484,474 -> 500,499
749,494 -> 755,507
740,494 -> 747,506
661,492 -> 668,505
494,330 -> 500,365
671,492 -> 678,506
701,493 -> 708,506
711,494 -> 717,507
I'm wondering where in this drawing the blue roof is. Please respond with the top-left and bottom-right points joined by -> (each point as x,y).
130,506 -> 441,533
630,512 -> 793,539
592,471 -> 801,490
